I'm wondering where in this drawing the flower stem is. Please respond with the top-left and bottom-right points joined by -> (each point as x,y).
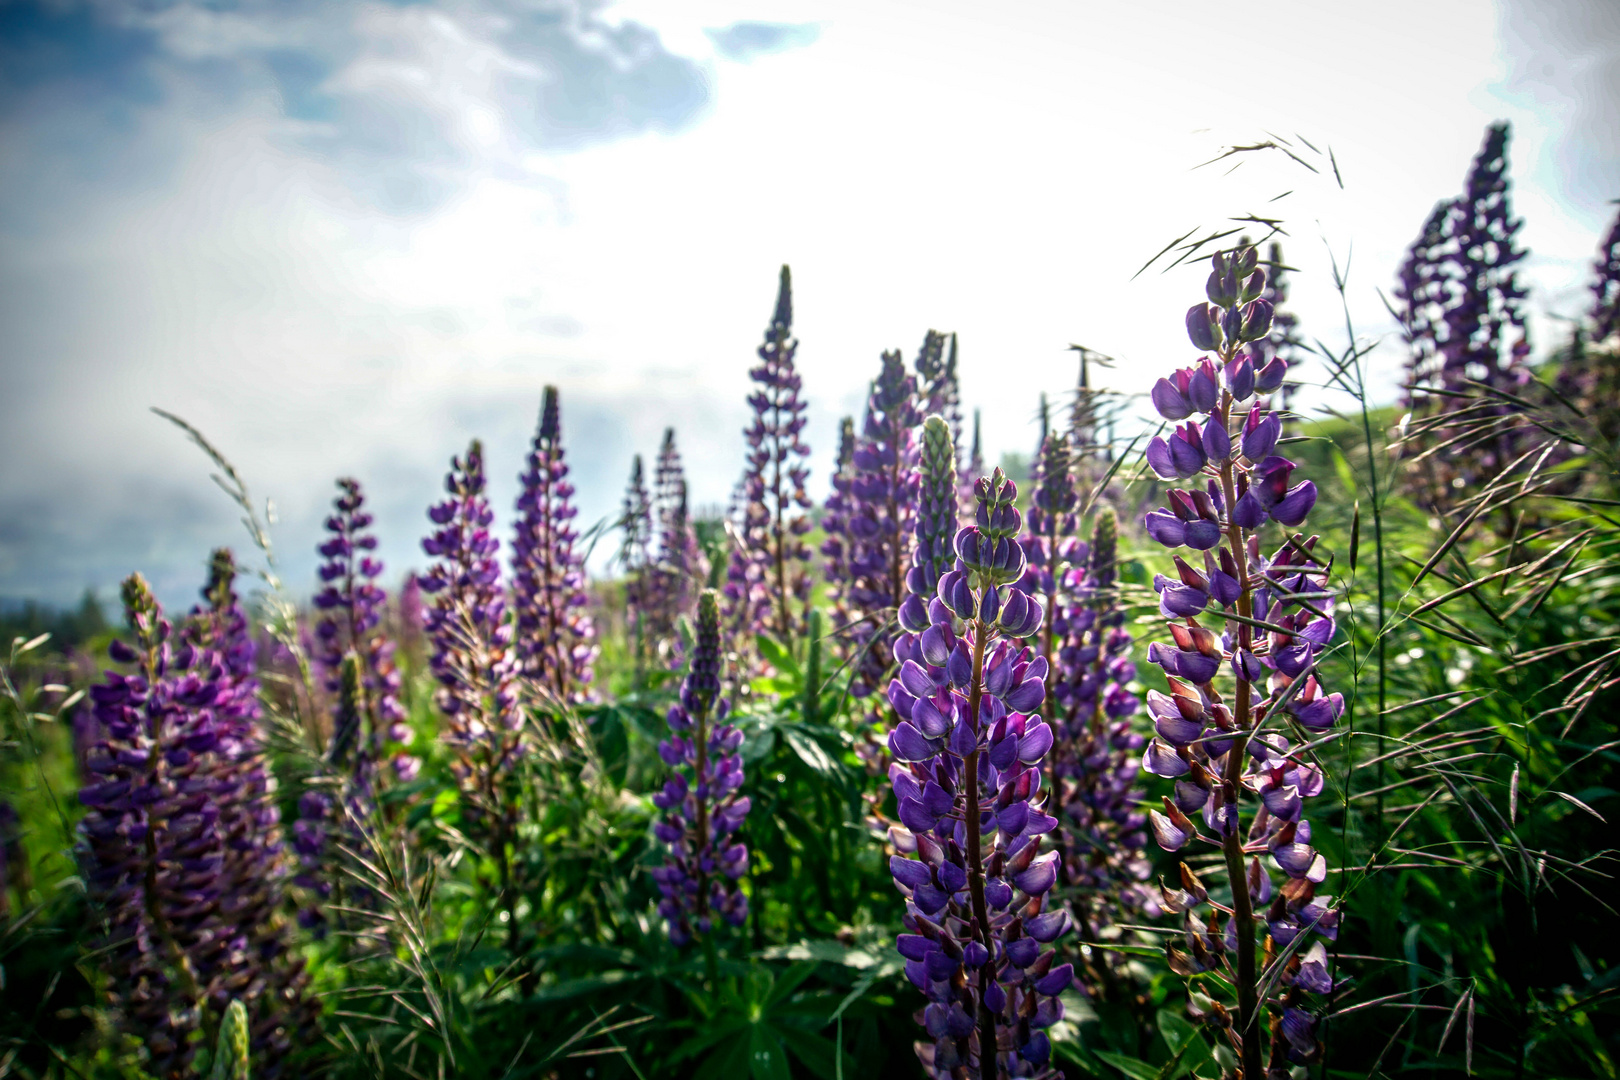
1217,394 -> 1263,1080
963,622 -> 997,1080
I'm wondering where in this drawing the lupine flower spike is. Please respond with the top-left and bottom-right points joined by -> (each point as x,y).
1049,509 -> 1149,937
1142,244 -> 1344,1077
916,330 -> 963,450
512,386 -> 598,703
890,431 -> 1070,1079
80,570 -> 312,1077
419,440 -> 527,944
651,590 -> 749,944
724,265 -> 813,654
312,478 -> 413,781
188,551 -> 319,1068
1394,122 -> 1531,512
620,454 -> 655,676
826,349 -> 920,709
1593,205 -> 1620,342
645,427 -> 705,661
820,416 -> 859,609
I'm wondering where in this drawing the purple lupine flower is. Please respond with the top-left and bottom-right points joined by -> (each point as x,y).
827,349 -> 920,706
79,573 -> 228,1077
643,427 -> 706,663
187,550 -> 319,1071
1140,244 -> 1344,1078
820,415 -> 859,606
1048,508 -> 1150,924
1592,205 -> 1620,342
419,440 -> 526,929
651,589 -> 748,944
1557,207 -> 1620,447
512,386 -> 598,703
723,265 -> 813,653
620,454 -> 655,676
916,329 -> 964,454
79,571 -> 311,1077
1017,431 -> 1075,741
312,478 -> 413,781
1395,122 -> 1532,510
962,408 -> 986,518
888,447 -> 1069,1079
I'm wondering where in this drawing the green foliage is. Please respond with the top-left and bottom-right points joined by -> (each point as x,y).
7,253 -> 1620,1080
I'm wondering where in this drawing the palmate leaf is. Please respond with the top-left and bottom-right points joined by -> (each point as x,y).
782,725 -> 842,779
1093,1050 -> 1162,1080
748,1023 -> 793,1080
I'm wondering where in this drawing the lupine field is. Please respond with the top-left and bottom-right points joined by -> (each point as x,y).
3,121 -> 1620,1080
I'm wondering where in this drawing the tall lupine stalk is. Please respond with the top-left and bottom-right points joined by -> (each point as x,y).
1141,246 -> 1344,1078
1017,432 -> 1076,755
1560,208 -> 1620,448
418,440 -> 526,946
512,386 -> 597,703
830,350 -> 920,708
311,478 -> 413,781
1593,205 -> 1620,342
966,409 -> 985,501
621,455 -> 655,675
888,440 -> 1073,1080
725,265 -> 813,654
79,571 -> 309,1078
645,427 -> 704,659
917,330 -> 963,450
1050,509 -> 1149,938
1394,201 -> 1451,413
1396,123 -> 1532,510
650,590 -> 749,944
186,551 -> 318,1071
820,416 -> 859,614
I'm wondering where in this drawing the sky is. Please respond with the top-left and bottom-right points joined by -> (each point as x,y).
1,0 -> 1616,610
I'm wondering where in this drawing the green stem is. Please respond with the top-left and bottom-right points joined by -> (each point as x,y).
1216,409 -> 1264,1080
963,623 -> 998,1080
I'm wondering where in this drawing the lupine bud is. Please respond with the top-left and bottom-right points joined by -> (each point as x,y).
1187,303 -> 1223,351
1240,298 -> 1275,341
1255,356 -> 1289,394
1225,354 -> 1256,401
210,999 -> 250,1080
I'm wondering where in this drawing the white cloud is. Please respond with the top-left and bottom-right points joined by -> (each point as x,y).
0,0 -> 1613,606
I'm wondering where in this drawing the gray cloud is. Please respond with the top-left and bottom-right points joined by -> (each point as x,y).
0,0 -> 733,607
0,0 -> 715,216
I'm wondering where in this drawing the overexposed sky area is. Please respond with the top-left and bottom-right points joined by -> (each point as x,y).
1,0 -> 1616,607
